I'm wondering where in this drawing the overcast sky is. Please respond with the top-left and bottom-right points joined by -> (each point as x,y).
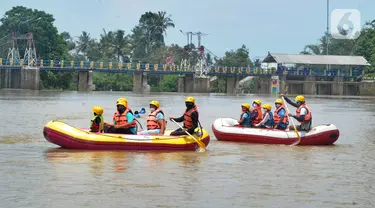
1,0 -> 374,60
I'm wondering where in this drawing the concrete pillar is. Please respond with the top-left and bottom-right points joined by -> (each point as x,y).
132,72 -> 150,94
226,76 -> 239,94
177,76 -> 184,93
255,77 -> 271,94
77,71 -> 94,92
278,75 -> 287,94
359,81 -> 375,95
20,66 -> 40,90
0,69 -> 12,88
184,74 -> 194,93
303,76 -> 316,95
331,77 -> 344,95
193,77 -> 210,93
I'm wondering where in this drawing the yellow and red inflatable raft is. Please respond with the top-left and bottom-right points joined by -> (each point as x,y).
43,120 -> 210,151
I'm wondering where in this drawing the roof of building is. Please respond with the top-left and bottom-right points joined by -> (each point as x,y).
262,53 -> 371,66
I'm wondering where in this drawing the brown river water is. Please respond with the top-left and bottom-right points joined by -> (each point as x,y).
1,90 -> 375,208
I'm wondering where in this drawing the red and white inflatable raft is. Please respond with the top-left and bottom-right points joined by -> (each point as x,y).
212,118 -> 340,145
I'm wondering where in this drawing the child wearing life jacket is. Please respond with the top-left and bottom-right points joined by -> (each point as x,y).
237,103 -> 252,127
255,104 -> 274,129
90,106 -> 104,133
251,100 -> 263,126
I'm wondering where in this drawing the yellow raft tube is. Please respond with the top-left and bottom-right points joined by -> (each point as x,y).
43,120 -> 210,151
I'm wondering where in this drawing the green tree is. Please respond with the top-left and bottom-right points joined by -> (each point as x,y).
211,45 -> 254,93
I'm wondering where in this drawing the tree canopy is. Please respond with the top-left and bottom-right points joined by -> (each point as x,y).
0,6 -> 375,91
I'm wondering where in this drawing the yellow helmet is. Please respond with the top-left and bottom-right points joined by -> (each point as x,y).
275,99 -> 284,105
262,104 -> 272,111
241,103 -> 250,110
116,98 -> 127,107
93,106 -> 104,115
295,95 -> 305,102
253,100 -> 261,106
185,96 -> 195,103
149,100 -> 160,108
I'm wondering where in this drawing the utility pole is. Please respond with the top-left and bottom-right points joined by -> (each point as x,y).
6,32 -> 37,67
194,32 -> 207,48
7,32 -> 21,65
326,0 -> 330,70
24,32 -> 37,66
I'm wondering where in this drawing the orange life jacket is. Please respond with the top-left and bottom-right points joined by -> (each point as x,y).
146,108 -> 164,130
113,107 -> 136,128
183,105 -> 198,129
296,104 -> 312,124
252,106 -> 263,125
273,105 -> 288,124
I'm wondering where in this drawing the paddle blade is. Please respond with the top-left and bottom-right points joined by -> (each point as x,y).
290,129 -> 301,146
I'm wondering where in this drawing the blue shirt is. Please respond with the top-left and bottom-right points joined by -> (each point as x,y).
278,109 -> 286,117
240,111 -> 251,127
277,109 -> 287,128
155,112 -> 164,121
126,112 -> 137,134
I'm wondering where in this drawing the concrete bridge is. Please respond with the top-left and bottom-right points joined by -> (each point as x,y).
0,55 -> 372,96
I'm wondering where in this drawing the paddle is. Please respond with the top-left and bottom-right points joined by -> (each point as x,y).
282,96 -> 301,146
170,119 -> 206,152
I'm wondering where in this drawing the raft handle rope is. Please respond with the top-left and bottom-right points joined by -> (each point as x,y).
135,118 -> 143,130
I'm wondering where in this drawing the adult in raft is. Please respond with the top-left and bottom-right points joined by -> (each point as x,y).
104,98 -> 137,134
139,100 -> 166,135
281,94 -> 312,131
90,106 -> 104,133
169,96 -> 199,136
273,99 -> 289,130
237,103 -> 252,127
251,100 -> 263,127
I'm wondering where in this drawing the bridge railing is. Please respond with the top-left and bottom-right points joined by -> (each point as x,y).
0,58 -> 364,77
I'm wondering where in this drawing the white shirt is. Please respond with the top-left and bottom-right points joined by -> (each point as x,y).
256,112 -> 269,126
299,107 -> 307,116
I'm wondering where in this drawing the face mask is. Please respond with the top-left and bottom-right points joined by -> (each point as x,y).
117,106 -> 125,113
185,102 -> 194,109
253,103 -> 257,108
150,108 -> 155,113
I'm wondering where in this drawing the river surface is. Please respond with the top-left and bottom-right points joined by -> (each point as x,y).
0,90 -> 375,208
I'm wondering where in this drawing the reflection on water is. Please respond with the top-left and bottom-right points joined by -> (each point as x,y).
1,90 -> 375,207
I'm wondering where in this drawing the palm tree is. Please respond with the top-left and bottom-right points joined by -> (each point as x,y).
76,31 -> 91,57
151,11 -> 175,44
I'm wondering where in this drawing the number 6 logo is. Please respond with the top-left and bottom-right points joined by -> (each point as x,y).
330,9 -> 361,40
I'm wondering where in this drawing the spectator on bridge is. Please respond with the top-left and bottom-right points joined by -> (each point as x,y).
104,98 -> 137,134
273,99 -> 289,130
169,96 -> 199,136
139,100 -> 166,135
281,94 -> 312,131
255,104 -> 274,129
90,106 -> 104,133
251,100 -> 263,126
237,103 -> 252,127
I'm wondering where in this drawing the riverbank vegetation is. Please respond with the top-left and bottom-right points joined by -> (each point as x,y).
0,6 -> 375,91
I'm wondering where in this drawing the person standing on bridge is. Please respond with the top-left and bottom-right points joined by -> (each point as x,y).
281,94 -> 312,131
169,96 -> 199,136
139,100 -> 166,135
251,100 -> 263,126
104,98 -> 137,134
